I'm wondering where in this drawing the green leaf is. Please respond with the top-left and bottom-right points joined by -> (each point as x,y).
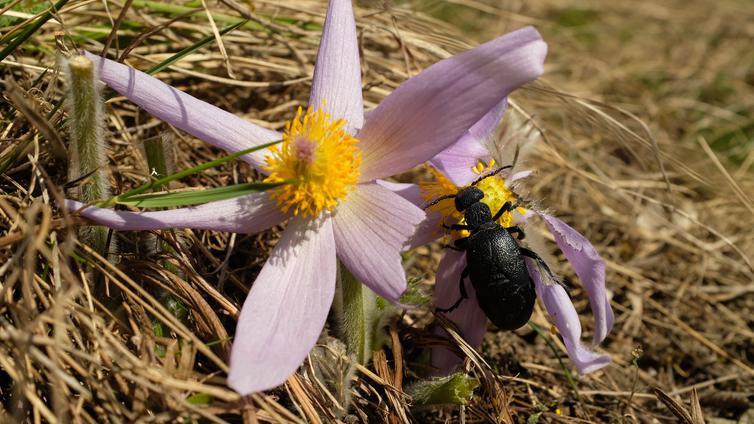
186,393 -> 213,405
527,411 -> 544,424
117,180 -> 293,208
407,372 -> 479,406
399,276 -> 431,306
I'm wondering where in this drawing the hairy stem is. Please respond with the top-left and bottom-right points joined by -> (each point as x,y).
333,262 -> 378,364
65,55 -> 111,257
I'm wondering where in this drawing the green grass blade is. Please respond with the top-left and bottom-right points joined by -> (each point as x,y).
145,18 -> 247,75
529,322 -> 583,403
117,180 -> 292,208
0,138 -> 32,175
104,139 -> 281,206
0,0 -> 70,61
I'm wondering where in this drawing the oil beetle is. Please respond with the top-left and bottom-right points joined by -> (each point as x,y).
424,166 -> 554,331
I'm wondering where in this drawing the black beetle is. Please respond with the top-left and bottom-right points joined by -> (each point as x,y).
424,167 -> 552,330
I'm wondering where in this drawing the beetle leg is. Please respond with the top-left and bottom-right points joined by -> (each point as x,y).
453,237 -> 469,250
492,202 -> 513,221
492,200 -> 522,222
436,267 -> 470,313
520,247 -> 557,280
506,226 -> 525,240
442,244 -> 464,251
442,223 -> 473,231
442,236 -> 468,250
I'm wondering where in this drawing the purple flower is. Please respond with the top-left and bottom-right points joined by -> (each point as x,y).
64,0 -> 547,393
386,101 -> 614,375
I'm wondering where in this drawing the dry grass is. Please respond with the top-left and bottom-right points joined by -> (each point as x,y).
1,0 -> 752,422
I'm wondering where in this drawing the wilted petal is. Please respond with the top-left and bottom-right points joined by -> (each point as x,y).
357,27 -> 547,181
375,180 -> 444,248
228,216 -> 337,394
332,183 -> 424,302
429,99 -> 507,186
539,214 -> 614,344
309,0 -> 363,132
64,193 -> 286,233
432,250 -> 487,375
526,259 -> 611,374
84,52 -> 280,169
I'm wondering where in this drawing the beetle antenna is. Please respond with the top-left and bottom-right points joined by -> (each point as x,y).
422,194 -> 456,210
471,165 -> 513,186
511,143 -> 521,169
471,142 -> 524,186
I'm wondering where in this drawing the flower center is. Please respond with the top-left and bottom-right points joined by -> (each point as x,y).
263,106 -> 362,217
471,160 -> 524,228
420,166 -> 463,225
420,160 -> 525,238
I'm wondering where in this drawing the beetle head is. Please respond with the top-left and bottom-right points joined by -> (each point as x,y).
455,186 -> 484,211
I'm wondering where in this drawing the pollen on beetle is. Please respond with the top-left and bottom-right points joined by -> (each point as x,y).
263,106 -> 362,217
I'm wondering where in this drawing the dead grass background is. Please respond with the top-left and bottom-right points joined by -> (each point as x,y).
0,0 -> 752,422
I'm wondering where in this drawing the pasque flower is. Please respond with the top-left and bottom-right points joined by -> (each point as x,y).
384,100 -> 614,375
65,0 -> 547,393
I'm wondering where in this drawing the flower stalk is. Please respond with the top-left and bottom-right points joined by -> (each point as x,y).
65,55 -> 111,257
143,133 -> 174,182
333,262 -> 380,364
141,133 -> 192,330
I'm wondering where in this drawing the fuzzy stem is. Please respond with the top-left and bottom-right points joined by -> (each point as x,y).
141,132 -> 176,257
143,134 -> 173,181
333,262 -> 378,364
66,55 -> 110,256
141,133 -> 192,328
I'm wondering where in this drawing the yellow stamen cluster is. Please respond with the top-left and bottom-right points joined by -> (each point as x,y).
471,160 -> 526,228
472,158 -> 496,174
419,166 -> 463,224
263,106 -> 362,217
420,160 -> 525,239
